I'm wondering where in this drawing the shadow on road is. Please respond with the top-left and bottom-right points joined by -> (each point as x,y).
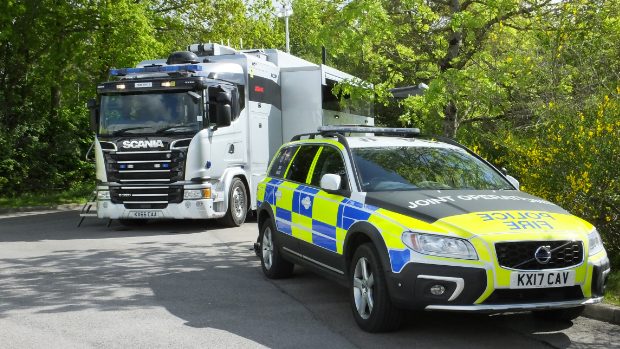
2,211 -> 617,348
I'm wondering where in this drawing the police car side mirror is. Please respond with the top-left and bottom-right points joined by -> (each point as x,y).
86,98 -> 99,133
506,175 -> 520,190
320,174 -> 341,191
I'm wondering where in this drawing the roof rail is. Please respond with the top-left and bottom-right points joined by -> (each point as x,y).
317,126 -> 420,135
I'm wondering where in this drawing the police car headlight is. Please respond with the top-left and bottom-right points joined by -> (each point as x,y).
184,189 -> 211,199
97,191 -> 110,200
402,232 -> 478,260
588,228 -> 604,256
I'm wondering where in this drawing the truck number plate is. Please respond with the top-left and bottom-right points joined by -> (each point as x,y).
510,270 -> 575,289
130,211 -> 163,218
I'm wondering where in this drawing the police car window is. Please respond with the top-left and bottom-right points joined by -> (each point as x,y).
310,146 -> 349,190
285,145 -> 321,183
268,146 -> 299,179
352,146 -> 513,192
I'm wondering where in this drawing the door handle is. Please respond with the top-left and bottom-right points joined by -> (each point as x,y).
228,144 -> 235,154
275,190 -> 283,200
301,196 -> 311,209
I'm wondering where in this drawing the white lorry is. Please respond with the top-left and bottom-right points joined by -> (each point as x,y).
85,44 -> 374,227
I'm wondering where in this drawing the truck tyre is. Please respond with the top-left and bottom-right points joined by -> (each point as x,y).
118,219 -> 148,226
260,218 -> 294,279
217,178 -> 247,227
349,243 -> 404,332
532,305 -> 585,322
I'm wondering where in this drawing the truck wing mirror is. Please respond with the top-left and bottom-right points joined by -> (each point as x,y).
86,98 -> 97,109
86,98 -> 99,133
216,91 -> 232,104
216,104 -> 232,127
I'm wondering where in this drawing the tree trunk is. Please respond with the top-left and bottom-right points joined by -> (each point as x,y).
442,100 -> 458,138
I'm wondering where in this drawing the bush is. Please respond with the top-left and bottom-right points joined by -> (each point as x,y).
469,93 -> 620,257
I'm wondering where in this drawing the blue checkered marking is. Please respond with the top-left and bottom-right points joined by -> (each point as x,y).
301,186 -> 320,194
365,204 -> 380,211
343,206 -> 371,221
344,199 -> 364,208
312,219 -> 336,239
276,220 -> 293,235
265,184 -> 276,205
312,233 -> 337,252
276,207 -> 292,222
388,249 -> 410,273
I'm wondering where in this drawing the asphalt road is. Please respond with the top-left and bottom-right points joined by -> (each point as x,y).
0,210 -> 618,349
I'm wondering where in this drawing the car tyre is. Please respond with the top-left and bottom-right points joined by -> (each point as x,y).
260,218 -> 294,279
118,219 -> 148,226
532,305 -> 585,322
349,243 -> 404,332
217,178 -> 247,227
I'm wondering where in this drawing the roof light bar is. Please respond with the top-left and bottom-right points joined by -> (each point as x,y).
318,126 -> 420,135
110,65 -> 203,76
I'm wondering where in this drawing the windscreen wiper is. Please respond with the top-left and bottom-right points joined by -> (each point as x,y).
112,126 -> 152,135
155,125 -> 194,134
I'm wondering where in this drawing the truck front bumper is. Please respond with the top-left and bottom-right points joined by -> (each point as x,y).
96,199 -> 226,220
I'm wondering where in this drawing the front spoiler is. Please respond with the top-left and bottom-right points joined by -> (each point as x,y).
425,296 -> 603,313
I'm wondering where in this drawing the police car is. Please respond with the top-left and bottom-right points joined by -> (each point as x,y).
255,126 -> 610,332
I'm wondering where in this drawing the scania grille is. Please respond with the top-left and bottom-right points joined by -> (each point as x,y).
482,286 -> 584,305
104,150 -> 185,184
110,186 -> 183,205
495,240 -> 584,270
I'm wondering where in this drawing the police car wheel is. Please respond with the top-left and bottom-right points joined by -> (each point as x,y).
217,178 -> 247,227
118,219 -> 148,226
260,218 -> 294,279
532,305 -> 585,322
349,243 -> 404,332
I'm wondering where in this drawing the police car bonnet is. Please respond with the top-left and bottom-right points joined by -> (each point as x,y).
364,190 -> 570,224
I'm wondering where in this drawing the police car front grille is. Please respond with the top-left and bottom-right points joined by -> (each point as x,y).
104,151 -> 185,184
495,240 -> 584,270
110,186 -> 183,204
482,286 -> 583,304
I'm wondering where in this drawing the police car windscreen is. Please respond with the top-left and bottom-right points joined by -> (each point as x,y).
352,146 -> 513,192
99,91 -> 201,135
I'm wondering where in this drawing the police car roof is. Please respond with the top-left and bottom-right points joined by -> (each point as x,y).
344,136 -> 461,150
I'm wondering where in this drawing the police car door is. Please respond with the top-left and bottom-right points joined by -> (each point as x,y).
274,145 -> 321,249
297,145 -> 350,272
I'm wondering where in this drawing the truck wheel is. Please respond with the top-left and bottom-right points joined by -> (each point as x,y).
533,305 -> 585,322
118,219 -> 148,226
260,218 -> 294,279
349,243 -> 404,332
217,178 -> 247,227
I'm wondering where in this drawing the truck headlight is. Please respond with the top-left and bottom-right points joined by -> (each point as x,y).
184,189 -> 211,199
588,228 -> 604,256
97,191 -> 110,200
402,232 -> 478,260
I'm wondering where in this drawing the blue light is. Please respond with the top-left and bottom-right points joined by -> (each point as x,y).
181,65 -> 202,71
159,66 -> 179,72
145,66 -> 159,72
127,68 -> 145,74
120,165 -> 126,169
163,164 -> 169,168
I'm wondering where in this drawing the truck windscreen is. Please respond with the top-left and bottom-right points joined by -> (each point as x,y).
99,91 -> 202,136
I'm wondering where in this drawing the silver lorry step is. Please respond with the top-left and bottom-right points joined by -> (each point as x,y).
77,190 -> 111,227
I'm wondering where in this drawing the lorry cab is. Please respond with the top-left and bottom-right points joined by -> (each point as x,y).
87,44 -> 374,227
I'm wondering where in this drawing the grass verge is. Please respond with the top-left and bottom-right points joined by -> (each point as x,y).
0,184 -> 93,209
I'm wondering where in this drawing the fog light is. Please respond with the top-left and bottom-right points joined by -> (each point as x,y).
103,202 -> 109,208
430,285 -> 445,295
196,201 -> 203,207
185,202 -> 191,208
